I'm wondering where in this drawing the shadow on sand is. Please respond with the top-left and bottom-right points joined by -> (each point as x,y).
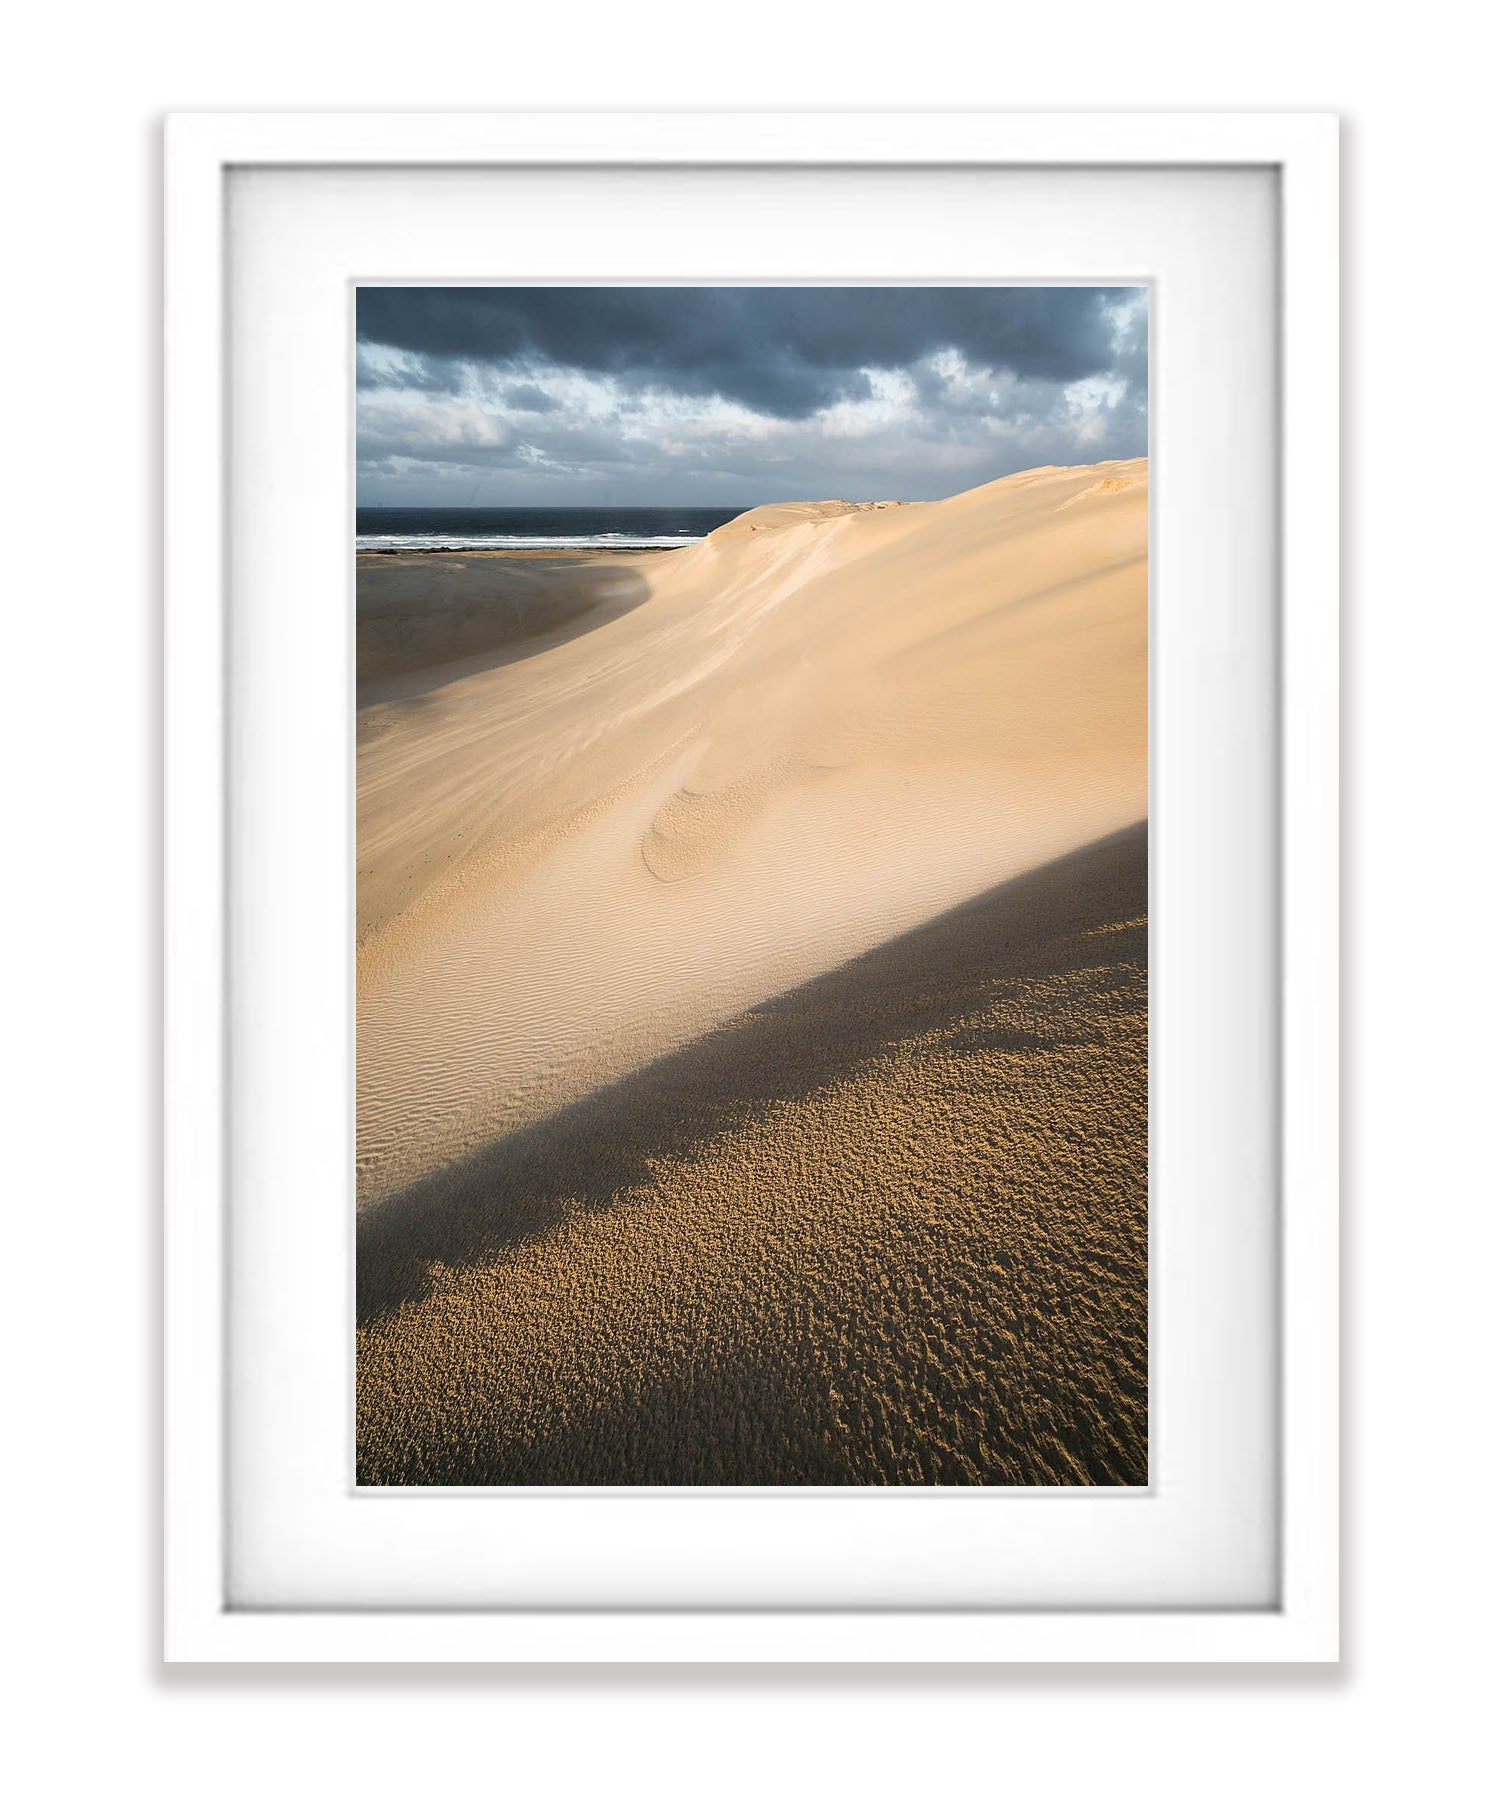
357,822 -> 1148,1329
356,553 -> 656,698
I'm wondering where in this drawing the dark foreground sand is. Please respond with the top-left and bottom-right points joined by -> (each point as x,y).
357,821 -> 1146,1487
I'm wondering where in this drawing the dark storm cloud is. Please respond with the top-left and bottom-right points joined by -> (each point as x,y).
356,286 -> 1131,420
355,286 -> 1147,506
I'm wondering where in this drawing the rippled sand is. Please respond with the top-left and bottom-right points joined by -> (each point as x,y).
356,461 -> 1148,1485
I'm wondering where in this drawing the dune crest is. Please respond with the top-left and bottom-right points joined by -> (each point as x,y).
357,459 -> 1147,1208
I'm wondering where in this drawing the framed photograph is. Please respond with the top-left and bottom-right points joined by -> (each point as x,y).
164,112 -> 1338,1662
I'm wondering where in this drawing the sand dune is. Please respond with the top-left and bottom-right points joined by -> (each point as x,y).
358,825 -> 1147,1486
356,459 -> 1147,1215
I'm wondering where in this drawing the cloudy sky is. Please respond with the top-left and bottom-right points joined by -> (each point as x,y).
356,286 -> 1147,509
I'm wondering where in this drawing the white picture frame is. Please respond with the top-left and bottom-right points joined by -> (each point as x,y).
164,112 -> 1338,1664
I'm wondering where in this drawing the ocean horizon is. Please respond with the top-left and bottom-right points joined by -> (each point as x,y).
355,504 -> 747,551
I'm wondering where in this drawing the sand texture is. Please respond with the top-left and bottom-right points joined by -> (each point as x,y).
356,459 -> 1148,1485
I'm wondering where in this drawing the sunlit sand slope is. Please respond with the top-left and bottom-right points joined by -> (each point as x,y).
357,824 -> 1147,1486
356,459 -> 1147,1213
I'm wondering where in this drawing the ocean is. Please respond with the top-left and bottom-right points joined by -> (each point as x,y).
355,505 -> 745,552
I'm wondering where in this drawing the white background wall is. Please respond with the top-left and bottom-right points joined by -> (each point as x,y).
2,4 -> 1492,1792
